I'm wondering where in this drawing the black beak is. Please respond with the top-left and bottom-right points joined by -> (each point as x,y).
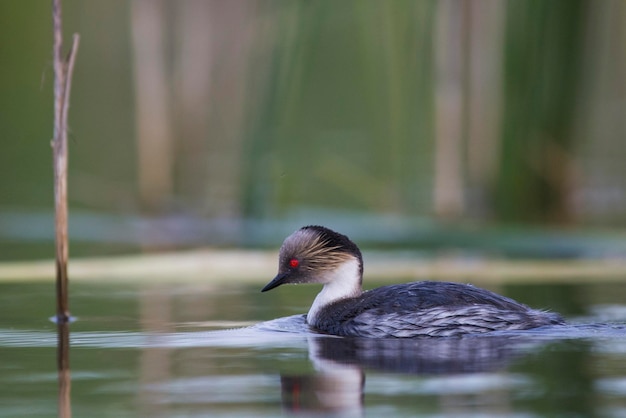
261,272 -> 290,292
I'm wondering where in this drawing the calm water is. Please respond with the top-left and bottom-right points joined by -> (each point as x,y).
2,280 -> 626,417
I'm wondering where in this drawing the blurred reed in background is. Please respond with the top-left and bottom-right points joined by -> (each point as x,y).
1,0 -> 625,256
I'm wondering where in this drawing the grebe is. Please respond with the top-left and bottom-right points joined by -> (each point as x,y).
261,225 -> 564,338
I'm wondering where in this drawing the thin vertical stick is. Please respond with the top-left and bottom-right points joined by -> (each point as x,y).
52,0 -> 79,323
52,2 -> 78,417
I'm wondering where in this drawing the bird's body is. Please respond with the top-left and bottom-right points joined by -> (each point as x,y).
309,281 -> 563,337
262,226 -> 564,338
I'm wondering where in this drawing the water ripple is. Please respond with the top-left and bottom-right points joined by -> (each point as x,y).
0,319 -> 624,350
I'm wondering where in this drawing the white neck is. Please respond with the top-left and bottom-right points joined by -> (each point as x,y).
307,258 -> 362,324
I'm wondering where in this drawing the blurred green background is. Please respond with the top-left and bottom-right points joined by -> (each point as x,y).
1,0 -> 626,261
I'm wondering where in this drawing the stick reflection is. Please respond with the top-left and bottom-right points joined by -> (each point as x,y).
57,321 -> 71,418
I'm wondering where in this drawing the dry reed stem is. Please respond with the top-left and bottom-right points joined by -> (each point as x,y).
52,0 -> 79,324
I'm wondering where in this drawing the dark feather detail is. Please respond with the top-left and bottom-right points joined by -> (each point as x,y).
309,281 -> 565,338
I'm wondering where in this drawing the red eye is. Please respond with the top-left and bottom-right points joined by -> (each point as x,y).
289,259 -> 299,268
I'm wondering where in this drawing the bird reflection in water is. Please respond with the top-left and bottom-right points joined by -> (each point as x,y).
277,332 -> 546,416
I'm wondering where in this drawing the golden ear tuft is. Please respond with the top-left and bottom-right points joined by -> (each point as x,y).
298,235 -> 353,271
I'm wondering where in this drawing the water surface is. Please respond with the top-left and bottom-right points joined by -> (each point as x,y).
2,280 -> 626,417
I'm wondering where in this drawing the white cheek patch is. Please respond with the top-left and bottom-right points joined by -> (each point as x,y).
307,258 -> 362,324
